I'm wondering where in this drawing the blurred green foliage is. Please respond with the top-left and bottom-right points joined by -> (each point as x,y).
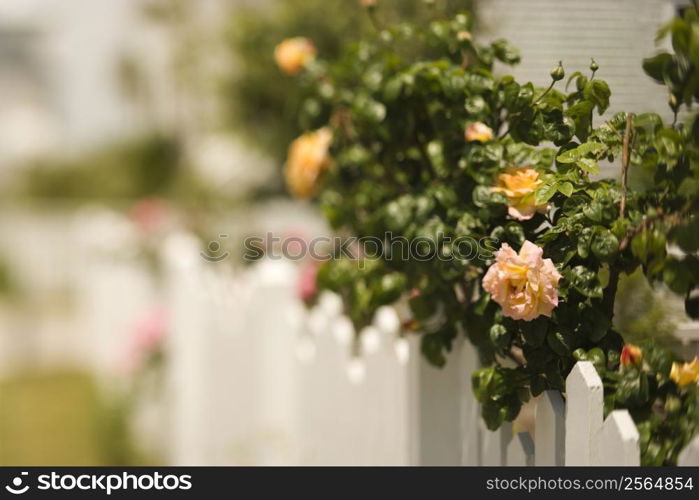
0,257 -> 15,296
223,0 -> 472,165
615,269 -> 681,348
16,135 -> 181,202
0,371 -> 149,465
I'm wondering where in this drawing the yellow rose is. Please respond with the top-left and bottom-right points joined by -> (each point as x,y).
284,128 -> 333,198
670,357 -> 699,388
274,37 -> 316,75
492,167 -> 548,221
464,122 -> 493,142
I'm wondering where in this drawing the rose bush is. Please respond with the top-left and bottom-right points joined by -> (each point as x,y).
278,3 -> 699,464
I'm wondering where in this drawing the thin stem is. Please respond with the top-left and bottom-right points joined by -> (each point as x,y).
533,80 -> 555,105
603,113 -> 634,320
620,113 -> 634,218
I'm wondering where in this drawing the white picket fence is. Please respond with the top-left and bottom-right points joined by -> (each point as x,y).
156,231 -> 699,466
74,222 -> 699,466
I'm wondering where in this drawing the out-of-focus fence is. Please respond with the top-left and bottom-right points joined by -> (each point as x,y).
3,208 -> 698,466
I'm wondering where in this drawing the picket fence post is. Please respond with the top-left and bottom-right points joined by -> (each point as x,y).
565,361 -> 603,465
534,390 -> 565,466
678,435 -> 699,466
507,432 -> 535,466
460,338 -> 482,465
409,334 -> 465,465
481,422 -> 511,466
599,410 -> 640,466
161,232 -> 211,465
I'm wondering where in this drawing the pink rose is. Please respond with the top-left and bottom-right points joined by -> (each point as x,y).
482,241 -> 562,321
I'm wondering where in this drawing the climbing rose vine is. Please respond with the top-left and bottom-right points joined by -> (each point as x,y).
276,4 -> 699,465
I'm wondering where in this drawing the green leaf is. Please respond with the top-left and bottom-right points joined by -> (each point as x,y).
591,229 -> 620,262
576,157 -> 599,174
583,306 -> 611,342
566,101 -> 594,141
547,330 -> 572,357
481,400 -> 507,430
556,141 -> 605,163
673,215 -> 699,252
577,227 -> 593,258
426,140 -> 448,178
663,259 -> 691,295
504,222 -> 525,246
520,316 -> 548,347
566,265 -> 603,298
583,80 -> 611,114
491,39 -> 521,65
535,182 -> 558,205
585,347 -> 607,372
383,75 -> 404,101
489,324 -> 511,352
530,375 -> 547,397
373,272 -> 407,304
558,181 -> 574,197
642,52 -> 674,83
421,332 -> 447,368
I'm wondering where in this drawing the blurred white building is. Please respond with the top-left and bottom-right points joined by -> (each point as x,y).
477,0 -> 685,121
0,0 -> 235,170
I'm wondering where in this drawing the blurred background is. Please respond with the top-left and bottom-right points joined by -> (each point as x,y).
0,0 -> 697,465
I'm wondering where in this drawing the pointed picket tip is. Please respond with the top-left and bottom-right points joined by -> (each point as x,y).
565,361 -> 603,465
600,410 -> 640,466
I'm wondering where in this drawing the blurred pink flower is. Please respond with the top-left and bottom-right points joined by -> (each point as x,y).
129,196 -> 170,234
122,307 -> 168,374
482,241 -> 561,321
297,260 -> 319,303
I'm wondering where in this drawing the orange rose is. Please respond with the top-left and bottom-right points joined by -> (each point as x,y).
284,128 -> 333,198
274,37 -> 316,75
620,344 -> 642,367
492,167 -> 548,221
